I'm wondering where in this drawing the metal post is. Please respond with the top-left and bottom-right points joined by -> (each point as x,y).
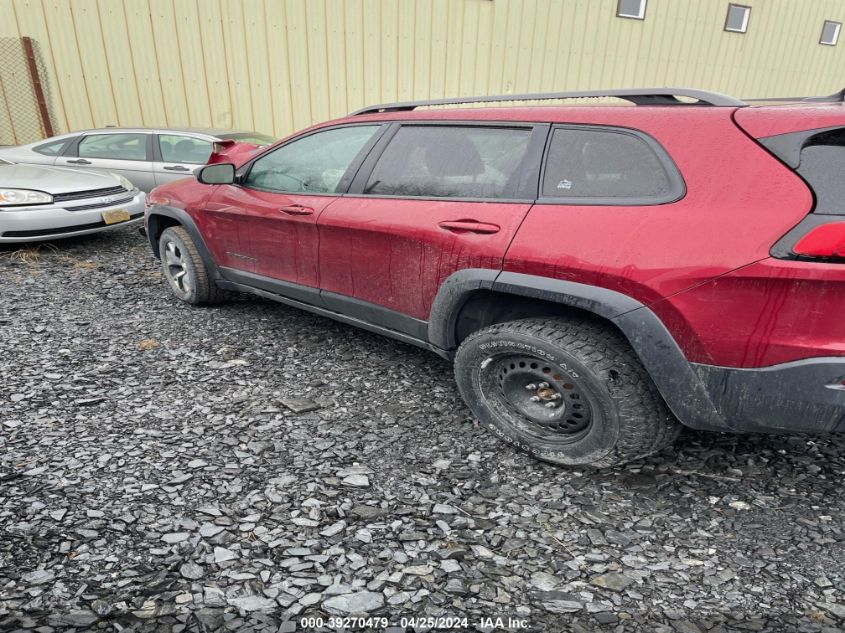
21,36 -> 54,138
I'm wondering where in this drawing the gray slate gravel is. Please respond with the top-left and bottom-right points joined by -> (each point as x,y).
1,227 -> 844,632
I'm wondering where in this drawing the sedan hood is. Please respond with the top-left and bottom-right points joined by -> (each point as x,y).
0,163 -> 122,194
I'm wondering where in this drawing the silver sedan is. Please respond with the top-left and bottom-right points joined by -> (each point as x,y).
0,127 -> 275,192
0,159 -> 145,243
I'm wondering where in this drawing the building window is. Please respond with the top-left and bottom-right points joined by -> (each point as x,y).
724,4 -> 750,33
821,20 -> 841,46
617,0 -> 646,20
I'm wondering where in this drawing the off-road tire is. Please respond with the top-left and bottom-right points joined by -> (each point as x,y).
454,317 -> 681,468
158,226 -> 225,306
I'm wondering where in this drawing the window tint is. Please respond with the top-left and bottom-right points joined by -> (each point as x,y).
364,126 -> 531,199
34,138 -> 72,156
78,133 -> 148,161
159,135 -> 213,164
541,127 -> 676,202
798,129 -> 845,214
245,125 -> 379,194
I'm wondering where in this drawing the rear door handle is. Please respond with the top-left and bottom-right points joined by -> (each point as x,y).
163,165 -> 191,172
66,159 -> 91,165
280,204 -> 314,216
438,220 -> 500,234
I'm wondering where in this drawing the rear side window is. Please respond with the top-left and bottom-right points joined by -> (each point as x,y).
541,127 -> 682,204
78,133 -> 148,161
364,126 -> 532,199
797,129 -> 845,214
34,138 -> 73,156
159,135 -> 212,164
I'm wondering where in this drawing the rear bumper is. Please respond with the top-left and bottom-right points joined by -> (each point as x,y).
692,358 -> 845,433
0,191 -> 145,243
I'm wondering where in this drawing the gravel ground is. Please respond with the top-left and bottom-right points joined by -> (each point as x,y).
1,226 -> 844,633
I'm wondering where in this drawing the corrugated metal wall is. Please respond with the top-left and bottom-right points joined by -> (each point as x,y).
2,0 -> 845,142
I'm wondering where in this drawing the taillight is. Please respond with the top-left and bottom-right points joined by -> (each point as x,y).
772,215 -> 845,262
793,222 -> 845,258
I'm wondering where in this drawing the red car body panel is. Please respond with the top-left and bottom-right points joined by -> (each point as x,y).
653,257 -> 845,367
317,197 -> 532,320
206,185 -> 331,286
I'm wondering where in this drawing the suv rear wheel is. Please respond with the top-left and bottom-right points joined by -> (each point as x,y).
454,317 -> 680,468
158,226 -> 225,306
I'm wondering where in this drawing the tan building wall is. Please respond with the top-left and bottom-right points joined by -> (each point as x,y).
2,0 -> 845,144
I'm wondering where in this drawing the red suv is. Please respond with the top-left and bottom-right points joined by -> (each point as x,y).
144,88 -> 845,468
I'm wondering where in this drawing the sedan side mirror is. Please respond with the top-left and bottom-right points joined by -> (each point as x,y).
196,163 -> 235,185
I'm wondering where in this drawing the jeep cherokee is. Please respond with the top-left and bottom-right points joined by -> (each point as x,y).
144,87 -> 845,468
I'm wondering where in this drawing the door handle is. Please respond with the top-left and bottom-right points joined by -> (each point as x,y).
66,159 -> 91,165
163,165 -> 191,172
280,204 -> 314,216
438,220 -> 500,234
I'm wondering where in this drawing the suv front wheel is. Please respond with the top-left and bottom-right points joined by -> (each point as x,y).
158,226 -> 225,306
454,317 -> 680,468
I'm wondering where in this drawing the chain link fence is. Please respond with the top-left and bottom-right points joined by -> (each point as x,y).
0,37 -> 59,146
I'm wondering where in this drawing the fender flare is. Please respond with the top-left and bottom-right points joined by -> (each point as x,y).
145,205 -> 223,280
429,270 -> 728,431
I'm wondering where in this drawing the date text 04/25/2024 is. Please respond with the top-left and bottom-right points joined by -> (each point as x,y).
298,616 -> 530,630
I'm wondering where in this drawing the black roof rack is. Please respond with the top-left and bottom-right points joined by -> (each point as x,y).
802,87 -> 845,103
743,88 -> 845,104
350,87 -> 745,115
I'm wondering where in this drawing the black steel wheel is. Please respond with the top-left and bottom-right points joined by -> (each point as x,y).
482,354 -> 594,442
454,317 -> 681,468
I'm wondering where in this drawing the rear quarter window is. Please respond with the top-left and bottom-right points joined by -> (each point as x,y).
797,129 -> 845,214
540,126 -> 684,205
34,138 -> 73,156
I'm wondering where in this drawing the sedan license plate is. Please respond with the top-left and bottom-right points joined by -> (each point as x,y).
102,209 -> 131,225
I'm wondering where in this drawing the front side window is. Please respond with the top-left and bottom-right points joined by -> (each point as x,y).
798,129 -> 845,214
364,126 -> 532,199
78,133 -> 148,161
244,125 -> 379,194
159,135 -> 213,164
541,127 -> 680,203
34,138 -> 73,156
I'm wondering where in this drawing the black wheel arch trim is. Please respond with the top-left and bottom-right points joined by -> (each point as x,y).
145,205 -> 223,281
430,270 -> 728,431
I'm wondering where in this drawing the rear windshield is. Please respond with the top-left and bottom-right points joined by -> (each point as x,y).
798,129 -> 845,214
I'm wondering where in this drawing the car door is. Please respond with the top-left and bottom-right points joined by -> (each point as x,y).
153,133 -> 213,186
203,123 -> 383,294
61,132 -> 156,191
316,122 -> 547,334
503,125 -> 688,302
